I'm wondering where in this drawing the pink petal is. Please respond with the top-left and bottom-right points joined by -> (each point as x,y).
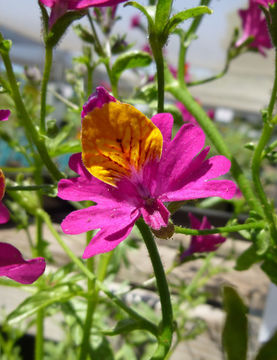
141,200 -> 169,230
68,152 -> 90,177
82,219 -> 137,258
39,0 -> 55,6
155,124 -> 205,196
0,243 -> 46,284
0,202 -> 10,224
61,203 -> 139,235
164,179 -> 236,202
181,214 -> 225,259
151,113 -> 173,153
81,87 -> 116,118
0,109 -> 10,122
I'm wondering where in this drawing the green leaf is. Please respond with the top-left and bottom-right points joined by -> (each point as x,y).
74,24 -> 95,44
49,140 -> 81,157
124,2 -> 155,29
111,51 -> 152,86
261,259 -> 277,285
164,6 -> 212,36
102,319 -> 142,336
222,286 -> 248,360
7,284 -> 81,325
38,1 -> 49,40
255,330 -> 277,360
256,229 -> 270,255
155,0 -> 172,34
235,244 -> 262,271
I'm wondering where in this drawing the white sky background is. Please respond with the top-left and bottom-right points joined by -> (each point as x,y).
0,0 -> 247,70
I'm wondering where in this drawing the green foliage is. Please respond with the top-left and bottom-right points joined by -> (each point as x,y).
255,330 -> 277,360
235,244 -> 262,271
222,286 -> 248,360
164,6 -> 212,36
111,51 -> 152,87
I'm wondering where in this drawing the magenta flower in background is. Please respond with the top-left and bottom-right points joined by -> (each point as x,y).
130,14 -> 141,28
58,87 -> 236,258
0,243 -> 46,284
40,0 -> 126,28
180,213 -> 226,260
176,101 -> 214,126
169,64 -> 190,83
0,109 -> 10,122
0,169 -> 46,284
236,0 -> 272,56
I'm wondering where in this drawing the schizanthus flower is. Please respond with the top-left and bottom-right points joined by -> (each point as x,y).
0,109 -> 10,122
0,242 -> 46,284
58,87 -> 236,258
0,169 -> 46,284
236,0 -> 272,55
180,213 -> 226,260
40,0 -> 126,28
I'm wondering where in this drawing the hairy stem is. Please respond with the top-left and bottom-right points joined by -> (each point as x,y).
136,219 -> 173,359
175,220 -> 265,236
40,45 -> 53,134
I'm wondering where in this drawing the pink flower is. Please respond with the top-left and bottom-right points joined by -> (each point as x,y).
0,109 -> 10,122
142,44 -> 152,55
180,213 -> 226,260
130,14 -> 141,28
236,0 -> 272,56
39,0 -> 126,28
0,242 -> 46,284
58,87 -> 236,258
0,169 -> 46,284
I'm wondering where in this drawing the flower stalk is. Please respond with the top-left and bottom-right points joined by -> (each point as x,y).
40,44 -> 53,134
136,218 -> 173,359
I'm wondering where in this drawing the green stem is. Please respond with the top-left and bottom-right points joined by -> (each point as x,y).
151,44 -> 164,113
177,0 -> 211,87
40,45 -> 53,134
34,214 -> 44,360
78,231 -> 95,360
37,209 -> 158,335
0,51 -> 63,181
187,64 -> 229,87
175,220 -> 265,236
87,12 -> 117,97
6,184 -> 56,191
251,50 -> 277,240
166,84 -> 263,216
136,219 -> 173,359
87,65 -> 93,98
35,309 -> 44,360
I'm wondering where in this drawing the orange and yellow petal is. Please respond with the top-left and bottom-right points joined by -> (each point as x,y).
81,101 -> 163,186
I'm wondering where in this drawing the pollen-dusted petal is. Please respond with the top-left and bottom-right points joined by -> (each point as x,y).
81,101 -> 163,186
